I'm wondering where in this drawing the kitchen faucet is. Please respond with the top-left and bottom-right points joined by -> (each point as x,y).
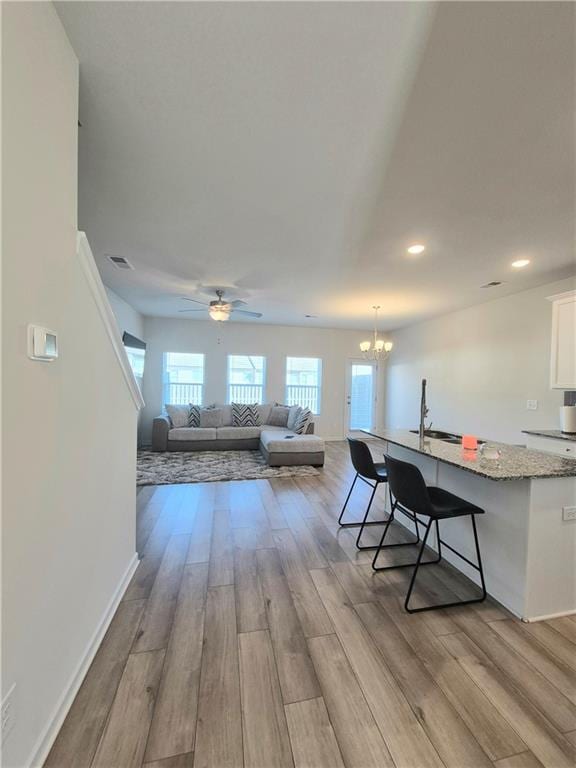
419,378 -> 429,442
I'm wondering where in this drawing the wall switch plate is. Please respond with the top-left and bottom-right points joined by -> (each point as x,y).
1,685 -> 16,745
562,506 -> 576,521
526,399 -> 538,410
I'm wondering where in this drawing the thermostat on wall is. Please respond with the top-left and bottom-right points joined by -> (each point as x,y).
28,325 -> 58,361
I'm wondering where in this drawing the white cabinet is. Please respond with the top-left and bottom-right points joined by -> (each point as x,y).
548,290 -> 576,389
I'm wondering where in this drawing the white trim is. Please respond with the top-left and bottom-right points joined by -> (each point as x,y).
522,608 -> 576,623
546,289 -> 576,303
26,553 -> 139,768
77,232 -> 145,410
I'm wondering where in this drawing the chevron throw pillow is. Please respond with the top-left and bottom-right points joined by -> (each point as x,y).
231,402 -> 260,427
188,404 -> 201,428
293,407 -> 313,434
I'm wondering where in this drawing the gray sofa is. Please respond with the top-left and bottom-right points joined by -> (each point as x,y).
152,403 -> 324,466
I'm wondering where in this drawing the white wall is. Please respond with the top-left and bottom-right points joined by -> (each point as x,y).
141,317 -> 391,443
385,276 -> 576,444
2,5 -> 139,766
105,286 -> 145,341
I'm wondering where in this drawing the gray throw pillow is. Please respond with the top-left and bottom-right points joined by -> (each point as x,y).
200,407 -> 223,428
165,403 -> 189,428
287,405 -> 301,431
268,405 -> 290,427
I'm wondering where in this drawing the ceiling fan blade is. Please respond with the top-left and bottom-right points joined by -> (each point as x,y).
178,309 -> 207,313
181,297 -> 209,306
230,299 -> 247,308
232,309 -> 263,318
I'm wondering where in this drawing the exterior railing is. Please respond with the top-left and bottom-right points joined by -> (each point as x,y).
228,383 -> 264,404
164,382 -> 203,405
285,385 -> 319,414
163,382 -> 319,412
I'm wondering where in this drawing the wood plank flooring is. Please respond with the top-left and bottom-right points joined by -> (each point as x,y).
46,441 -> 576,768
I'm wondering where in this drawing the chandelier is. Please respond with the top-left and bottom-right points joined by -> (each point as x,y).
359,306 -> 393,360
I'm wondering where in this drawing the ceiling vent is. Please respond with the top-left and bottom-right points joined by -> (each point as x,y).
481,281 -> 504,288
107,255 -> 134,270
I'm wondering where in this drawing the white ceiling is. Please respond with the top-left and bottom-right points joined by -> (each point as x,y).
57,1 -> 575,331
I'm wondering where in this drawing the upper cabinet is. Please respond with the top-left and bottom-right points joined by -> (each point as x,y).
548,290 -> 576,389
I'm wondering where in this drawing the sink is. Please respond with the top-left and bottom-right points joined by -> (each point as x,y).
409,429 -> 484,445
410,429 -> 458,440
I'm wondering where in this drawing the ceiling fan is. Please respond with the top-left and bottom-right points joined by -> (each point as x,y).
179,289 -> 262,322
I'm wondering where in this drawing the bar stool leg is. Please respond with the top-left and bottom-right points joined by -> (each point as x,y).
339,475 -> 388,532
404,519 -> 434,612
355,482 -> 379,549
405,514 -> 487,613
471,515 -> 487,600
338,473 -> 358,526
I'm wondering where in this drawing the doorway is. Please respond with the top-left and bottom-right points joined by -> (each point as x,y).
346,360 -> 377,433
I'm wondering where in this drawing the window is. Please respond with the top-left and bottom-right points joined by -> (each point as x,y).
285,357 -> 322,414
163,352 -> 204,405
227,355 -> 266,404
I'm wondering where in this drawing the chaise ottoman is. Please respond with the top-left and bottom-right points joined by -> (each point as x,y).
259,430 -> 325,467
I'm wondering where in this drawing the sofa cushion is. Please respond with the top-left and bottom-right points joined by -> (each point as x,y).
260,430 -> 324,453
200,408 -> 223,428
217,426 -> 261,440
231,402 -> 260,427
268,405 -> 290,427
169,427 -> 217,441
165,403 -> 190,428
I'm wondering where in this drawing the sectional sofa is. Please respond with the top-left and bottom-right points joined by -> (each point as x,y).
152,402 -> 325,466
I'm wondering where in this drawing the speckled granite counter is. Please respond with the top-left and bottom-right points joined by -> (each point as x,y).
362,429 -> 576,481
523,429 -> 576,442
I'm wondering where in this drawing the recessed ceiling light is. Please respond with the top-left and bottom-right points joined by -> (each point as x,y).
407,244 -> 426,255
511,259 -> 530,269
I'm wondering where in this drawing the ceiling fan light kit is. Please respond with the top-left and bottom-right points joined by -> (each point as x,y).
360,305 -> 393,360
209,306 -> 230,322
179,289 -> 263,322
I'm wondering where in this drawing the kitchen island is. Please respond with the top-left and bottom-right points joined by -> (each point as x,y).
363,429 -> 576,621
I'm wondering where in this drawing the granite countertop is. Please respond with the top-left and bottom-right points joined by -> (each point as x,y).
523,429 -> 576,442
362,429 -> 576,481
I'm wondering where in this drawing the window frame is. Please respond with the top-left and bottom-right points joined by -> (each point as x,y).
226,354 -> 267,404
162,351 -> 205,406
285,356 -> 323,415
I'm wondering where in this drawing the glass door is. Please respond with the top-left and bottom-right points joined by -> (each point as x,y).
346,360 -> 377,433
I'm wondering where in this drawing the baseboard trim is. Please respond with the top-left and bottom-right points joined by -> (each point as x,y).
27,553 -> 139,768
523,608 -> 576,623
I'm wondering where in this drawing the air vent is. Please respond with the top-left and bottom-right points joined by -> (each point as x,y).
107,255 -> 134,270
481,281 -> 503,288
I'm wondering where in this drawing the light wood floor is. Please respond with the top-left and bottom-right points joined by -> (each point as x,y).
46,441 -> 576,768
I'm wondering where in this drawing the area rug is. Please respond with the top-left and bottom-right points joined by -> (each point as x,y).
137,449 -> 321,486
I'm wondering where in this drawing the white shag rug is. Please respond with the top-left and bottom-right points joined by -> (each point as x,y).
137,449 -> 321,486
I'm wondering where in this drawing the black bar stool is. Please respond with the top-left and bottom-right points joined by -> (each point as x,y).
339,439 -> 419,550
372,454 -> 487,613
